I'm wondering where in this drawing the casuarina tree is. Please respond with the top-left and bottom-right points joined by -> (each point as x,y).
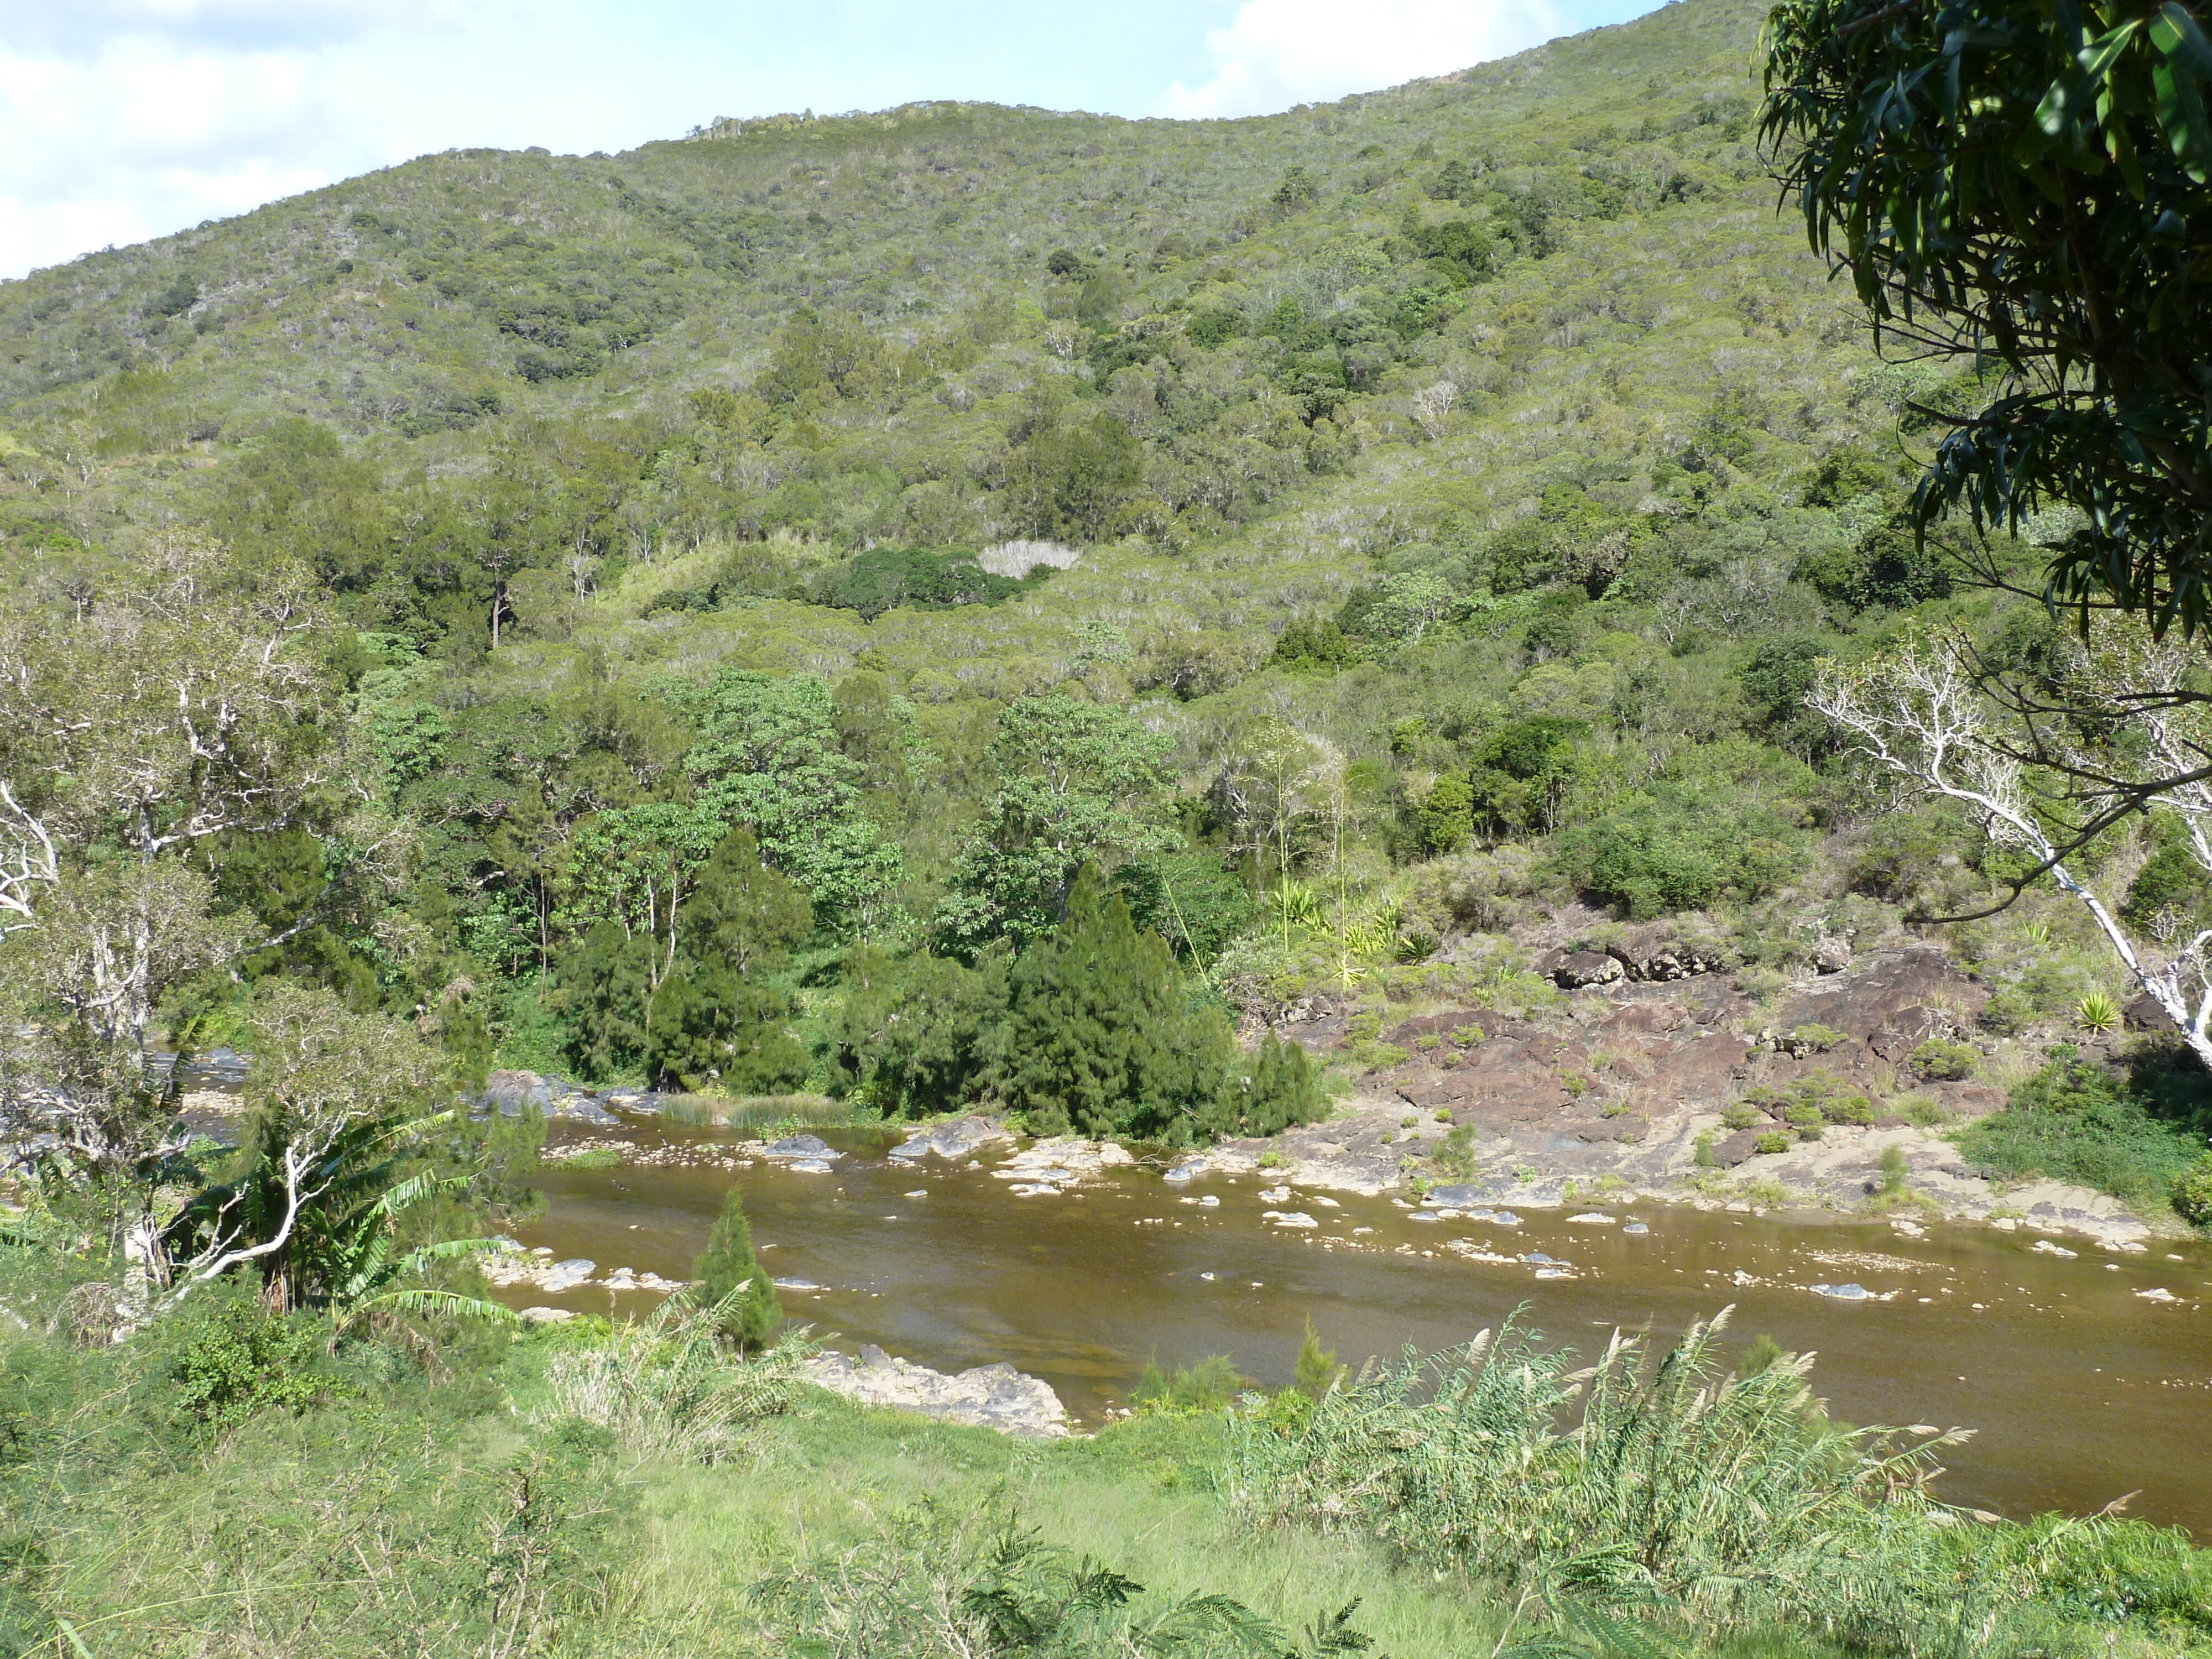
693,1186 -> 781,1352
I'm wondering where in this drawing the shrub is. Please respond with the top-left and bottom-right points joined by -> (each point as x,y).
1784,1103 -> 1824,1139
1792,1023 -> 1845,1052
1432,1124 -> 1479,1180
1131,1353 -> 1246,1413
1556,784 -> 1810,917
169,1296 -> 333,1433
1824,1092 -> 1877,1125
1722,1103 -> 1764,1131
1880,1144 -> 1909,1194
808,545 -> 1035,620
1754,1131 -> 1792,1154
2077,991 -> 2122,1034
1910,1040 -> 1978,1082
1900,1094 -> 1954,1128
2175,1154 -> 2212,1226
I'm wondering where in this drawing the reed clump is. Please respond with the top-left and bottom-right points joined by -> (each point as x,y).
1223,1307 -> 1985,1643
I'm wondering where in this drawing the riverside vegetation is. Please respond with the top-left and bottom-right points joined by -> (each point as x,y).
7,0 -> 2212,1647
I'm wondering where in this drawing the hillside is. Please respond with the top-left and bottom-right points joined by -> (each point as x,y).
13,3 -> 2212,1653
2,0 -> 2201,1183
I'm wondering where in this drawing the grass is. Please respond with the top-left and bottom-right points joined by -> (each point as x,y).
1958,1050 -> 2212,1219
554,1145 -> 628,1168
637,1400 -> 1509,1658
655,1093 -> 867,1134
8,1250 -> 2212,1659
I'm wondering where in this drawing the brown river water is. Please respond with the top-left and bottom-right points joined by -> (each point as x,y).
507,1121 -> 2212,1534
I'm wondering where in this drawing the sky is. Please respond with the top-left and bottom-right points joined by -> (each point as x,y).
0,0 -> 1663,283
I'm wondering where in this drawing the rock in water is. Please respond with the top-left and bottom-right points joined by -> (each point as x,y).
890,1115 -> 1009,1161
804,1348 -> 1070,1437
1812,1282 -> 1871,1300
763,1134 -> 836,1161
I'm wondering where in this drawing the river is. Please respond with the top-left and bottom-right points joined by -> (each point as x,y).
505,1119 -> 2212,1533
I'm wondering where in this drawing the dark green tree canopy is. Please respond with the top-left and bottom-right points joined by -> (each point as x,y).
1761,0 -> 2212,631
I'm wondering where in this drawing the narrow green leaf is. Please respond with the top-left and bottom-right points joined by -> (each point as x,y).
2154,2 -> 2212,76
2153,59 -> 2212,179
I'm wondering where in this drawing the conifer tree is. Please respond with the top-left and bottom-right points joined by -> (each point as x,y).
693,1186 -> 781,1352
999,868 -> 1228,1140
1293,1318 -> 1344,1401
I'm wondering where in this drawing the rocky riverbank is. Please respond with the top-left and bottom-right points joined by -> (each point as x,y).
486,942 -> 2173,1257
1202,941 -> 2163,1253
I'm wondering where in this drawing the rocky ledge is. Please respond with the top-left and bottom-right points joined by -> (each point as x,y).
803,1344 -> 1070,1438
1211,944 -> 2167,1254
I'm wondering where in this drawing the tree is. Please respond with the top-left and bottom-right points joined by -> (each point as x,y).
565,802 -> 724,1001
693,1186 -> 782,1352
159,984 -> 462,1315
552,920 -> 659,1079
1811,621 -> 2212,1067
671,669 -> 902,935
677,827 -> 813,976
997,873 -> 1230,1141
1761,0 -> 2212,631
645,968 -> 808,1094
936,694 -> 1176,953
1410,380 -> 1458,441
1004,417 -> 1144,542
833,945 -> 1009,1118
0,540 -> 358,1284
1294,1318 -> 1344,1400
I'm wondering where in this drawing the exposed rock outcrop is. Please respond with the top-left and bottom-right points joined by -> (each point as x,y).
804,1345 -> 1069,1438
890,1116 -> 1009,1161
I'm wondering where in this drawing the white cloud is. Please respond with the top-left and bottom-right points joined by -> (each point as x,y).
1159,0 -> 1566,118
0,28 -> 414,276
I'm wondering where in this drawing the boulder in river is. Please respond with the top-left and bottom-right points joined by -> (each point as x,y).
889,1116 -> 1009,1161
762,1134 -> 836,1161
804,1348 -> 1069,1438
477,1070 -> 620,1125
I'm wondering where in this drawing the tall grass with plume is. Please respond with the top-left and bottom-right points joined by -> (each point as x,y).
1223,1308 -> 1972,1644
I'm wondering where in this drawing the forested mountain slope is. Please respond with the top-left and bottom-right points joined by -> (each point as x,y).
5,0 -> 2172,1166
